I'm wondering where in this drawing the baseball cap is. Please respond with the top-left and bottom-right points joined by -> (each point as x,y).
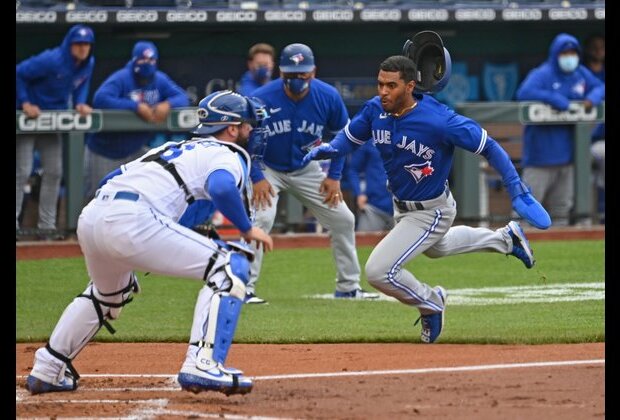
279,43 -> 315,73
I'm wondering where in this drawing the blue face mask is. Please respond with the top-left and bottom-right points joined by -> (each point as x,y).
558,54 -> 579,73
253,66 -> 271,82
284,78 -> 309,94
134,62 -> 157,80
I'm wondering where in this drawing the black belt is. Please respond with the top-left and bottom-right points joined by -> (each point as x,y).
394,187 -> 450,212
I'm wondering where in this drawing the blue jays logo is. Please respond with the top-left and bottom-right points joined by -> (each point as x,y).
129,90 -> 144,102
572,80 -> 586,96
79,28 -> 89,37
404,161 -> 434,183
142,48 -> 155,59
290,53 -> 305,65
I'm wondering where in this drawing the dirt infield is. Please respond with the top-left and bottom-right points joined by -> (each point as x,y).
16,343 -> 604,418
16,229 -> 605,418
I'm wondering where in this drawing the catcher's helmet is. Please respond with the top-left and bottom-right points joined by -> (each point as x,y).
193,90 -> 268,136
402,31 -> 452,94
279,43 -> 315,73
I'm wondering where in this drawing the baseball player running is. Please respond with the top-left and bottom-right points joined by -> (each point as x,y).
304,32 -> 551,344
25,90 -> 272,396
246,43 -> 379,304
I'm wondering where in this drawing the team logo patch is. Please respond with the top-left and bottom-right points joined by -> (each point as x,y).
404,161 -> 434,183
572,81 -> 586,96
143,48 -> 155,59
290,53 -> 305,65
78,28 -> 88,37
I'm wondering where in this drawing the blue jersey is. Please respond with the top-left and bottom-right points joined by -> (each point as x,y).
516,33 -> 605,166
86,63 -> 189,159
250,78 -> 349,182
348,141 -> 393,215
16,25 -> 95,110
339,94 -> 507,202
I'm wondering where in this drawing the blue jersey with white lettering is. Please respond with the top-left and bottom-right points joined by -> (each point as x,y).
341,94 -> 497,202
250,78 -> 349,182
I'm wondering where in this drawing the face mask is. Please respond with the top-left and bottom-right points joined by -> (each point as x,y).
253,66 -> 271,82
134,62 -> 157,80
284,78 -> 309,94
558,54 -> 579,73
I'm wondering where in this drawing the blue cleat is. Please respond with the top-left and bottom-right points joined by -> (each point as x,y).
334,288 -> 380,300
415,286 -> 447,344
25,374 -> 77,395
178,365 -> 253,396
507,221 -> 535,269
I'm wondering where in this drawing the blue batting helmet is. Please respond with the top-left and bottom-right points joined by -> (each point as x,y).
279,43 -> 315,73
193,90 -> 268,136
402,31 -> 452,94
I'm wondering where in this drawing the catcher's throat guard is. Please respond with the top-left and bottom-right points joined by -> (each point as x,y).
402,30 -> 452,94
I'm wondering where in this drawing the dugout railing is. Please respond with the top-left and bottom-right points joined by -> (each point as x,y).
15,100 -> 604,234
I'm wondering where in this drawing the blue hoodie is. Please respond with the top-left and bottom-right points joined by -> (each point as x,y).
516,33 -> 605,167
16,24 -> 95,110
347,141 -> 393,215
85,41 -> 190,159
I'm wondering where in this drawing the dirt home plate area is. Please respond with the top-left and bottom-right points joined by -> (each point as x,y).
16,229 -> 605,419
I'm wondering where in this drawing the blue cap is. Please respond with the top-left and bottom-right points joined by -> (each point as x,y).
279,43 -> 315,73
132,41 -> 159,61
68,25 -> 94,44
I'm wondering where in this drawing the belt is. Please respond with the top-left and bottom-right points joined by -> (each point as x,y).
95,190 -> 140,202
394,187 -> 450,212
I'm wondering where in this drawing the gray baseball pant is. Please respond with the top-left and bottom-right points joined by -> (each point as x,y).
16,134 -> 63,230
356,204 -> 395,232
248,162 -> 361,294
365,191 -> 512,315
522,165 -> 573,226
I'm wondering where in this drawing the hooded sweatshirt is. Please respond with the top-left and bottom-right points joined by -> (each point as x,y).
86,41 -> 190,159
515,33 -> 605,167
16,24 -> 95,110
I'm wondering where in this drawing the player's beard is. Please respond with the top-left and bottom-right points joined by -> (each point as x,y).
236,132 -> 250,148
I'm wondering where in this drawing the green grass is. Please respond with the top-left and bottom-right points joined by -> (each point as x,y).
16,240 -> 604,344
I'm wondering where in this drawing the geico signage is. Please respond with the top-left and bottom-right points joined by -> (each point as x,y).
455,8 -> 496,21
360,9 -> 401,21
501,8 -> 542,21
523,102 -> 602,124
215,11 -> 257,22
116,10 -> 158,22
166,10 -> 207,22
171,109 -> 199,130
17,112 -> 94,132
548,8 -> 587,20
264,10 -> 306,21
66,10 -> 108,23
312,9 -> 354,22
16,11 -> 57,23
408,9 -> 449,21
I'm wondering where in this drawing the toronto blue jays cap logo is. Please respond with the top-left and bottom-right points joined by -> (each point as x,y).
290,53 -> 305,65
404,161 -> 435,183
79,28 -> 88,37
142,48 -> 156,59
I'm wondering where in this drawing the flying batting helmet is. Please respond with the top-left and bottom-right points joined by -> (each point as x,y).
279,43 -> 315,73
193,90 -> 267,136
402,31 -> 452,94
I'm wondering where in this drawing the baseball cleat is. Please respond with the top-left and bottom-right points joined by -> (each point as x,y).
25,374 -> 77,395
334,288 -> 380,300
507,221 -> 535,269
244,292 -> 268,305
177,365 -> 253,396
415,286 -> 447,344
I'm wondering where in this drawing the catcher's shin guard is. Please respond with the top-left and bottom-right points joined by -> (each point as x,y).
32,273 -> 140,388
179,251 -> 252,395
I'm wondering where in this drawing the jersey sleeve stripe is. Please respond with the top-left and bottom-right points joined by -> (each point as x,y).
344,123 -> 365,145
474,128 -> 487,155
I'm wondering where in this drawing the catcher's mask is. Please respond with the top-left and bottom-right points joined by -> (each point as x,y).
402,31 -> 452,94
193,90 -> 267,136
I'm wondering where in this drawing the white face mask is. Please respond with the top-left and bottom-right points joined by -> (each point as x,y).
558,54 -> 579,73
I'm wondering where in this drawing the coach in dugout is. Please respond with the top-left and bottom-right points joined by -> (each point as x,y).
16,24 -> 95,241
83,40 -> 189,201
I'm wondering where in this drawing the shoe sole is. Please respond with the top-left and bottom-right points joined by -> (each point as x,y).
178,373 -> 252,396
25,376 -> 76,395
508,221 -> 535,268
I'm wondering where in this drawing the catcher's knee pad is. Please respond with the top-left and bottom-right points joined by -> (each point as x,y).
79,272 -> 140,334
